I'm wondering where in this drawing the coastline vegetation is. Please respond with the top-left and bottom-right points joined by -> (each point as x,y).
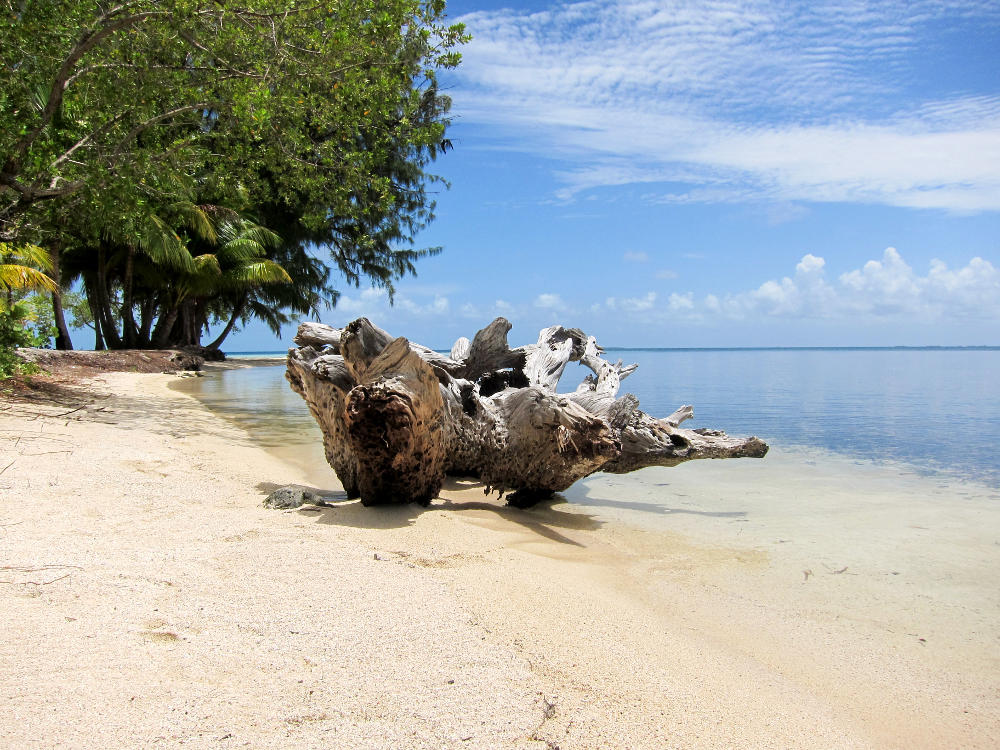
1,240 -> 56,375
1,0 -> 467,362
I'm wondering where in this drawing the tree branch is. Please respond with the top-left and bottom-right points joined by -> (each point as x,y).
6,9 -> 164,174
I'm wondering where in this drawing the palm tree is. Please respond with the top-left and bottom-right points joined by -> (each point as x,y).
1,242 -> 60,370
152,216 -> 292,348
0,242 -> 58,308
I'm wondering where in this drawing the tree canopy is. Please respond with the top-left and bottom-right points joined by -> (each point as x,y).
1,0 -> 466,350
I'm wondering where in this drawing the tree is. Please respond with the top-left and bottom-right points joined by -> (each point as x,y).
0,241 -> 58,304
2,1 -> 467,347
0,240 -> 58,375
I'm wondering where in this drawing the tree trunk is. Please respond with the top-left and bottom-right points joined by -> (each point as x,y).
137,295 -> 157,347
120,247 -> 138,348
93,314 -> 105,350
51,289 -> 73,350
83,276 -> 105,350
287,317 -> 769,508
93,247 -> 121,349
205,295 -> 247,351
152,306 -> 180,348
47,245 -> 73,350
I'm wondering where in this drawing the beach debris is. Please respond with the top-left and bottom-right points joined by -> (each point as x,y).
1,563 -> 82,586
263,486 -> 324,509
286,317 -> 769,508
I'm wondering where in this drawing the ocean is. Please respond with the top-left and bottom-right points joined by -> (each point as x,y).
204,347 -> 1000,489
175,346 -> 1000,737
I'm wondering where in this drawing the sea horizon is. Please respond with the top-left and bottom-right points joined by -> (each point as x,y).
227,344 -> 1000,357
203,347 -> 1000,490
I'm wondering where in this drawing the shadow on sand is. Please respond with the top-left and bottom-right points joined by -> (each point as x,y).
256,476 -> 602,546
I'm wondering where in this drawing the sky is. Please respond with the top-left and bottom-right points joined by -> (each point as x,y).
222,0 -> 1000,350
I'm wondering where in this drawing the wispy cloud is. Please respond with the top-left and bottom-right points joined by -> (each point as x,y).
454,0 -> 1000,212
336,288 -> 451,318
605,291 -> 657,312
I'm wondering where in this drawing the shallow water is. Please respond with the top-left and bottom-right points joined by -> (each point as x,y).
174,350 -> 1000,740
190,348 -> 1000,488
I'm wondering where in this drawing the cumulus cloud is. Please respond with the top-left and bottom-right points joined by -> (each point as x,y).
605,292 -> 657,313
667,292 -> 696,312
623,251 -> 649,263
712,248 -> 1000,320
535,293 -> 566,310
583,248 -> 1000,325
454,0 -> 1000,211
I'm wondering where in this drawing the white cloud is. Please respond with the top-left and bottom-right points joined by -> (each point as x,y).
667,292 -> 695,312
624,251 -> 649,263
656,269 -> 678,280
334,288 -> 452,319
535,293 -> 566,310
715,248 -> 1000,321
605,292 -> 657,313
455,1 -> 1000,212
583,248 -> 1000,324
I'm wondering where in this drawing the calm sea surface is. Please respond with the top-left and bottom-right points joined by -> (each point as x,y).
188,348 -> 1000,489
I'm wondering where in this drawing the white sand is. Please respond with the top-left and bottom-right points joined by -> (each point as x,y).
1,372 -> 997,749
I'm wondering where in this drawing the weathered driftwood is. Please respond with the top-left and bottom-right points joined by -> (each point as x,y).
286,317 -> 768,507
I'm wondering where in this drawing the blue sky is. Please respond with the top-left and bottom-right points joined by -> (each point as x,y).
223,0 -> 1000,350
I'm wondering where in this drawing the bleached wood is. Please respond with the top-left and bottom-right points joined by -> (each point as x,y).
292,321 -> 342,350
287,318 -> 768,507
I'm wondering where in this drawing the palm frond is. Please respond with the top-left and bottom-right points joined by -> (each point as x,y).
226,260 -> 292,285
171,202 -> 217,244
0,242 -> 54,273
139,215 -> 196,273
0,264 -> 59,293
216,238 -> 267,262
192,254 -> 223,276
217,220 -> 280,250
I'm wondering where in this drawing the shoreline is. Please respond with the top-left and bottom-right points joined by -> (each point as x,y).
2,372 -> 998,748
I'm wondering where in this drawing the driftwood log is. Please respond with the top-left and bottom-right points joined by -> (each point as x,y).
286,317 -> 768,507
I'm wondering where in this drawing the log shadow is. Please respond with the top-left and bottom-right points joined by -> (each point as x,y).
564,481 -> 749,518
572,494 -> 748,518
255,478 -> 603,544
256,480 -> 425,530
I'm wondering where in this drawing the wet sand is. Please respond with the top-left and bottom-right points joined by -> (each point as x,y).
1,372 -> 998,748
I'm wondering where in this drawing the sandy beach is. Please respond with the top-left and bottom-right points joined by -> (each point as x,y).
2,371 -> 998,749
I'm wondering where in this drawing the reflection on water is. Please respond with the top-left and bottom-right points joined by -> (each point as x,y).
610,348 -> 1000,487
179,349 -> 1000,488
174,352 -> 1000,695
173,364 -> 322,449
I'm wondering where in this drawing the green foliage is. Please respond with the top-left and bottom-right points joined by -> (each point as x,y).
61,289 -> 93,331
0,301 -> 43,377
2,1 -> 469,336
15,292 -> 57,347
0,241 -> 57,294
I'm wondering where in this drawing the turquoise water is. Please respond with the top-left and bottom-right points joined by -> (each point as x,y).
199,348 -> 1000,488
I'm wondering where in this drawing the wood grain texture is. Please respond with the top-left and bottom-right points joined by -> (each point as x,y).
287,317 -> 768,506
